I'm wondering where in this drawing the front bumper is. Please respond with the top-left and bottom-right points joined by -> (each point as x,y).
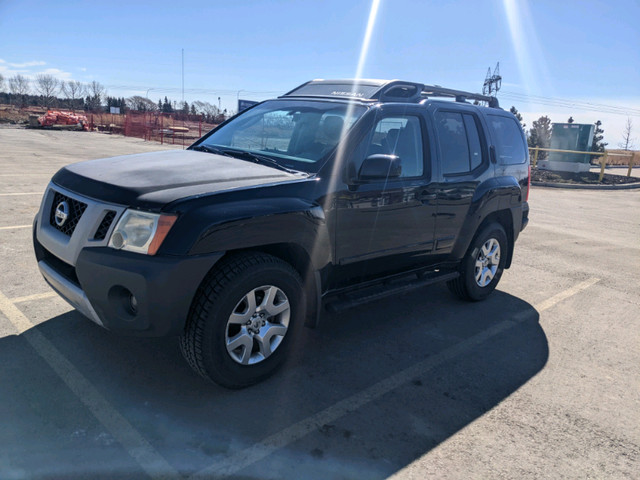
35,231 -> 223,336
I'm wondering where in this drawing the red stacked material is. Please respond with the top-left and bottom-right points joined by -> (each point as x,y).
38,110 -> 89,130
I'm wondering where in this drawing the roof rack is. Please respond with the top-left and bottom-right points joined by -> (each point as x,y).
281,79 -> 500,108
420,85 -> 500,108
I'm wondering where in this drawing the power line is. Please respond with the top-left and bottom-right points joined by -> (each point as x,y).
499,90 -> 640,117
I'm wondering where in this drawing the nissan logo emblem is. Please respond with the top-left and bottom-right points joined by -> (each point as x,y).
54,201 -> 69,227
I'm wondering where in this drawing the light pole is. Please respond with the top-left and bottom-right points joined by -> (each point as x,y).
236,90 -> 244,112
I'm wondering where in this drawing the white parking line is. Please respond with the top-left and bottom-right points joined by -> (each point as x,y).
535,277 -> 600,312
0,192 -> 42,196
11,291 -> 58,304
192,277 -> 600,479
0,225 -> 32,231
0,290 -> 178,479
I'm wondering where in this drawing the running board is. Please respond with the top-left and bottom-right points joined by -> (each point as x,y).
324,270 -> 459,313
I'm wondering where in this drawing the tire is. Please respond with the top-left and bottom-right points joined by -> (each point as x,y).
447,222 -> 508,302
179,252 -> 305,388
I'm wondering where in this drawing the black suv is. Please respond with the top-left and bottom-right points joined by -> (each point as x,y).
34,79 -> 530,388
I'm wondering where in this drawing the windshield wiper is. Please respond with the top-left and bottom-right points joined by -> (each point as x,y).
222,149 -> 303,175
191,144 -> 234,157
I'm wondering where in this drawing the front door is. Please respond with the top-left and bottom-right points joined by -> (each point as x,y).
334,110 -> 437,276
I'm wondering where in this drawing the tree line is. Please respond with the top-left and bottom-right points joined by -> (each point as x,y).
509,106 -> 609,160
0,73 -> 230,123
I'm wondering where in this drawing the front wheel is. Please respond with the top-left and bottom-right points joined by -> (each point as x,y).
447,223 -> 508,301
179,253 -> 304,388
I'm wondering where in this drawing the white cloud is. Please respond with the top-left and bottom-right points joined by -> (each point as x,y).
8,60 -> 46,68
37,68 -> 72,80
78,67 -> 87,72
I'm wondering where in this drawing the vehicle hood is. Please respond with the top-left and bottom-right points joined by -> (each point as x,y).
51,149 -> 306,210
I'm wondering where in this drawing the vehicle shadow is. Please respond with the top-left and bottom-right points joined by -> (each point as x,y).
0,283 -> 547,479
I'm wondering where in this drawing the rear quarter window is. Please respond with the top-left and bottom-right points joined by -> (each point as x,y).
488,115 -> 527,165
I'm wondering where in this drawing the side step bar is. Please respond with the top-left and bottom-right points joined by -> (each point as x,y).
324,270 -> 459,313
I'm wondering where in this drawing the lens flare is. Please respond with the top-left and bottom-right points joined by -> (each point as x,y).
307,0 -> 383,306
502,0 -> 553,104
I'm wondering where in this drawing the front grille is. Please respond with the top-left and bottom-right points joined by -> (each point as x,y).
94,210 -> 116,240
49,191 -> 87,236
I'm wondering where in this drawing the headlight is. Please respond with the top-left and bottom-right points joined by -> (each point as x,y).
108,210 -> 177,255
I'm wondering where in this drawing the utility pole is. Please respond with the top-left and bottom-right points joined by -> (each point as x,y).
181,48 -> 184,105
482,62 -> 502,97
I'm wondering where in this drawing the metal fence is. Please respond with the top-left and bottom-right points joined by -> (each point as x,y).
529,147 -> 637,180
87,112 -> 218,146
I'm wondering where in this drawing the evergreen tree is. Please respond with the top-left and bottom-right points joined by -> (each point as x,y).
158,99 -> 163,111
162,96 -> 173,113
591,120 -> 608,161
509,106 -> 526,131
190,104 -> 197,115
528,116 -> 552,161
568,116 -> 574,123
181,101 -> 189,114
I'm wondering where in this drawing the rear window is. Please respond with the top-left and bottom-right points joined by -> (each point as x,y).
488,115 -> 527,165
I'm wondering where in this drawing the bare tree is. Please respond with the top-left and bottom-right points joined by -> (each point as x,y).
86,81 -> 106,111
126,96 -> 158,112
8,74 -> 30,106
192,101 -> 219,121
61,80 -> 85,110
619,117 -> 635,151
0,73 -> 5,92
34,74 -> 60,107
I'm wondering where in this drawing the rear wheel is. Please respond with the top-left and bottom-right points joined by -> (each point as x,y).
180,252 -> 304,388
447,223 -> 508,301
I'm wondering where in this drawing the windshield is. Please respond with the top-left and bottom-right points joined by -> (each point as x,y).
196,100 -> 366,172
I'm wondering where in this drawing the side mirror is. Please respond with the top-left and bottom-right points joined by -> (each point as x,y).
358,154 -> 402,180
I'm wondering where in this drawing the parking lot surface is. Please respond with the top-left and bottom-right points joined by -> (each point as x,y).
0,126 -> 638,479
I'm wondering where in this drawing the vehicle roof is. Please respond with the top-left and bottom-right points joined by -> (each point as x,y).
280,78 -> 501,109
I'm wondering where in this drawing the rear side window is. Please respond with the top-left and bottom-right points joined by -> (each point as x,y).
435,111 -> 484,175
488,115 -> 527,164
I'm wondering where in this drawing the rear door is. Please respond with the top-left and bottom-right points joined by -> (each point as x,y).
430,105 -> 491,254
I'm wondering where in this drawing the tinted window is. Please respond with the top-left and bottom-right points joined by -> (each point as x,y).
464,114 -> 483,170
488,115 -> 527,164
358,115 -> 424,178
436,111 -> 484,175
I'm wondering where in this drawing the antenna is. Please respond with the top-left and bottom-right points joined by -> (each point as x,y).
482,62 -> 502,97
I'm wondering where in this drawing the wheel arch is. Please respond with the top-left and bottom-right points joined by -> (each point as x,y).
474,209 -> 514,268
210,243 -> 322,329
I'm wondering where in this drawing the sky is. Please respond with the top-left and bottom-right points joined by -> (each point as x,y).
1,0 -> 638,146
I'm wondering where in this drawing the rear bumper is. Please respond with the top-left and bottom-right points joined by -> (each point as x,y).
34,228 -> 224,336
521,201 -> 529,231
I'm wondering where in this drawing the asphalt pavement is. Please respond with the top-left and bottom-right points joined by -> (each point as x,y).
0,126 -> 638,479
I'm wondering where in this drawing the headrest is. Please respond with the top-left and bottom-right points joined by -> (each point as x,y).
322,115 -> 344,139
